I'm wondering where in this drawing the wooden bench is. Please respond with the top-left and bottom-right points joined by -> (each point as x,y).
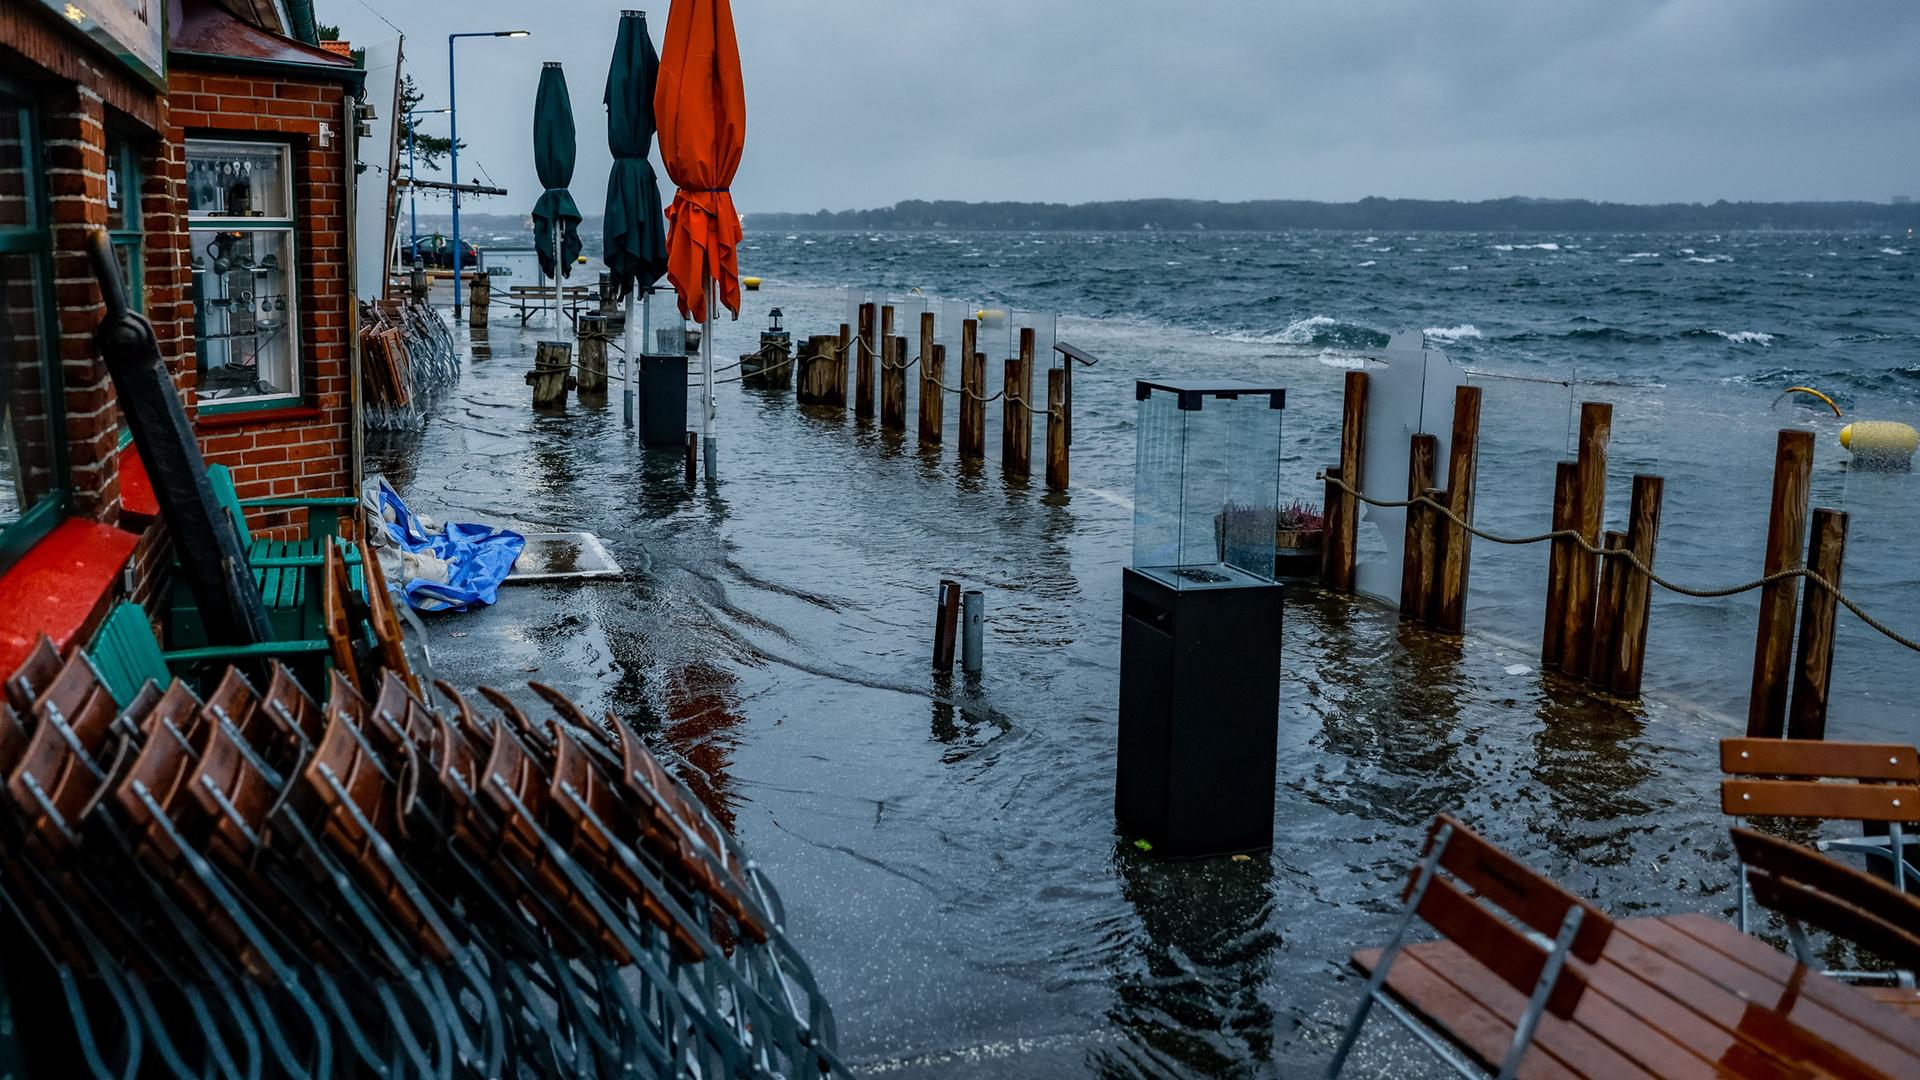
1332,814 -> 1920,1079
1720,737 -> 1917,916
501,285 -> 596,327
88,601 -> 329,708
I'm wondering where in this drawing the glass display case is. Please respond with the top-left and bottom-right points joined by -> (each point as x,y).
1131,379 -> 1286,589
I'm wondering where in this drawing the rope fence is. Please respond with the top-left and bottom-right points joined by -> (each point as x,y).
1320,470 -> 1920,654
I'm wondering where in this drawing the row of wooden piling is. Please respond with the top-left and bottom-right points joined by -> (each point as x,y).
1321,376 -> 1863,741
793,303 -> 1070,489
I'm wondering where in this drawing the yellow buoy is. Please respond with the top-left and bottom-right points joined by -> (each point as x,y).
1839,421 -> 1919,469
743,276 -> 761,290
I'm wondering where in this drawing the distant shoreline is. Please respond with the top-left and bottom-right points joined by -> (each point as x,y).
415,195 -> 1915,239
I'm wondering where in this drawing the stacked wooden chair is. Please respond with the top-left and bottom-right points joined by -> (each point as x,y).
0,545 -> 846,1077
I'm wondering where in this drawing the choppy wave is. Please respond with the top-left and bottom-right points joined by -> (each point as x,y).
1357,260 -> 1377,267
1228,315 -> 1390,350
1881,248 -> 1907,256
1692,329 -> 1776,346
1493,242 -> 1561,252
1423,324 -> 1483,342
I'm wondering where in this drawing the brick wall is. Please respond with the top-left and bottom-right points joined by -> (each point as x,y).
166,68 -> 355,538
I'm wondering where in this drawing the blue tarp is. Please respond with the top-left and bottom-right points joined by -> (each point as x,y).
366,480 -> 524,612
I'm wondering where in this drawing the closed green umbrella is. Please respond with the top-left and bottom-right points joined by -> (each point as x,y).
532,61 -> 582,329
604,11 -> 668,299
604,11 -> 668,426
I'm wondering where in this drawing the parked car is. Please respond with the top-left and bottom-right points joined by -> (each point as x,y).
410,233 -> 478,269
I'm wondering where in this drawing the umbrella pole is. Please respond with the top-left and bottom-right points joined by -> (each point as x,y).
553,221 -> 562,333
702,279 -> 716,475
623,291 -> 635,428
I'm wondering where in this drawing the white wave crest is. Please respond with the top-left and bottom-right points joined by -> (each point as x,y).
1686,256 -> 1719,264
1881,247 -> 1906,256
1316,351 -> 1367,370
1447,265 -> 1469,271
1358,260 -> 1376,267
1621,252 -> 1661,259
1423,324 -> 1482,342
1710,330 -> 1774,345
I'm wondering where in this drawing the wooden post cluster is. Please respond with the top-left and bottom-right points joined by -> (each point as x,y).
1002,328 -> 1035,477
1321,370 -> 1368,592
1602,475 -> 1664,697
1046,367 -> 1068,490
1542,403 -> 1611,674
855,303 -> 876,419
1398,387 -> 1483,633
1748,429 -> 1815,738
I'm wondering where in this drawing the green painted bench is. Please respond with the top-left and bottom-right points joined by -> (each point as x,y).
89,601 -> 330,708
168,463 -> 364,648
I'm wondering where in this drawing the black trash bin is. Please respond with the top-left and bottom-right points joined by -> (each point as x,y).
637,354 -> 689,448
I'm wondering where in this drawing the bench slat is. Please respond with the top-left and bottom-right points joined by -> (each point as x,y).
1722,738 -> 1920,782
1353,946 -> 1584,1079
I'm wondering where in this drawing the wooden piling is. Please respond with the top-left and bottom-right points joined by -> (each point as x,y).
1747,429 -> 1815,738
920,344 -> 945,445
1324,370 -> 1368,592
933,579 -> 961,672
834,323 -> 851,407
918,312 -> 935,434
1399,434 -> 1437,621
1322,466 -> 1345,584
1590,531 -> 1629,690
577,323 -> 608,395
684,431 -> 698,485
1787,507 -> 1848,740
1542,461 -> 1577,669
1558,403 -> 1611,678
469,273 -> 490,327
960,350 -> 986,460
855,303 -> 876,418
879,336 -> 902,428
1607,475 -> 1664,697
527,340 -> 573,408
797,334 -> 834,404
1432,385 -> 1482,633
1046,368 -> 1068,490
1003,329 -> 1036,476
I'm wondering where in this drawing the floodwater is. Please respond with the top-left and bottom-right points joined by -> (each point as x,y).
371,267 -> 1916,1076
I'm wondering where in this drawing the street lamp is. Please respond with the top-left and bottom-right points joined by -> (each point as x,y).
450,29 -> 529,317
405,106 -> 450,266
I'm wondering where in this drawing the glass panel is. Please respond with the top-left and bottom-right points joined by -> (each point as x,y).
113,240 -> 142,313
0,102 -> 32,230
186,140 -> 291,219
192,227 -> 299,401
1,252 -> 56,526
1133,383 -> 1285,589
105,132 -> 130,231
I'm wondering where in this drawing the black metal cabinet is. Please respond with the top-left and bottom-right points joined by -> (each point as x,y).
1115,565 -> 1284,858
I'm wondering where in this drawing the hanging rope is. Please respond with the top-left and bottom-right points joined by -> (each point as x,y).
1321,472 -> 1920,653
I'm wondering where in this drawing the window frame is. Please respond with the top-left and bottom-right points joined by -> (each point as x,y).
185,137 -> 302,416
106,125 -> 143,451
0,79 -> 69,571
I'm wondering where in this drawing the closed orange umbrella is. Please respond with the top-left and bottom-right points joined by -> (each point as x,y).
656,0 -> 745,322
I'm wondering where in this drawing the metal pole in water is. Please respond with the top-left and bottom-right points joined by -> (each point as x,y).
703,280 -> 717,475
623,292 -> 635,427
962,590 -> 984,674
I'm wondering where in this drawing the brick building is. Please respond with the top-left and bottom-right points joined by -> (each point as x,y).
0,0 -> 362,671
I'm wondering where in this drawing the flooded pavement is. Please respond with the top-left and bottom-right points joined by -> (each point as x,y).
369,287 -> 1886,1077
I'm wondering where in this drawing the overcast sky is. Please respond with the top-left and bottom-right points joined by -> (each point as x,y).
331,0 -> 1920,217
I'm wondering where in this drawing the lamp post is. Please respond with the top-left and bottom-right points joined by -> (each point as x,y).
405,106 -> 450,266
449,28 -> 529,317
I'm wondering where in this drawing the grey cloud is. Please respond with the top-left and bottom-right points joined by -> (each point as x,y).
330,0 -> 1920,216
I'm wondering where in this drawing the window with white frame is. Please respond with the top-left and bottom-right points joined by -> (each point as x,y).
187,139 -> 299,409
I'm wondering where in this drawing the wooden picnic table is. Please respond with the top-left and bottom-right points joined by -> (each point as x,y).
1355,911 -> 1920,1078
502,284 -> 598,327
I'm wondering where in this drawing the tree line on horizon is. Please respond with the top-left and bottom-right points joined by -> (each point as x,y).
743,195 -> 1910,232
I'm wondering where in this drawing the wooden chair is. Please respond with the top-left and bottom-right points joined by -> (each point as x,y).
1731,826 -> 1920,999
88,601 -> 329,709
168,463 -> 362,648
1720,737 -> 1918,923
1328,814 -> 1613,1079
